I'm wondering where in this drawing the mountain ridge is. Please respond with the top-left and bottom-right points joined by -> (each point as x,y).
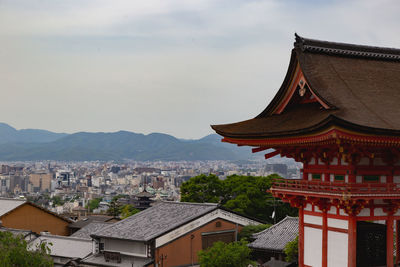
0,123 -> 256,161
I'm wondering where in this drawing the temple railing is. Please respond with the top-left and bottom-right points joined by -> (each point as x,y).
271,178 -> 400,195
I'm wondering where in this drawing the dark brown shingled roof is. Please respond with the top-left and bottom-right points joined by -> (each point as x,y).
212,34 -> 400,139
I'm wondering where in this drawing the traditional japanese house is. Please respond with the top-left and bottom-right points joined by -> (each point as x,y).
212,34 -> 400,267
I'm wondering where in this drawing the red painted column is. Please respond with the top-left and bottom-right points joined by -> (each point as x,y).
322,210 -> 328,267
396,220 -> 400,266
348,215 -> 357,267
299,206 -> 304,267
387,216 -> 394,267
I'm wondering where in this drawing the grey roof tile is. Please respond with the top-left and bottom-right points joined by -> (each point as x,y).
92,201 -> 218,241
249,216 -> 298,251
71,222 -> 113,239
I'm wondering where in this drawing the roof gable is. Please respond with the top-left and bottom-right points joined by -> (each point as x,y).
0,198 -> 26,217
212,34 -> 400,141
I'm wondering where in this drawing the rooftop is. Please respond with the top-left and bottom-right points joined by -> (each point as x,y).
0,198 -> 26,217
212,34 -> 400,143
92,201 -> 218,241
249,216 -> 298,251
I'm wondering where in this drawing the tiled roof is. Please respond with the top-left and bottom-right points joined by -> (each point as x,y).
249,216 -> 298,251
295,34 -> 400,61
69,215 -> 115,229
92,201 -> 218,241
212,34 -> 400,139
29,234 -> 92,259
0,198 -> 26,217
71,222 -> 112,239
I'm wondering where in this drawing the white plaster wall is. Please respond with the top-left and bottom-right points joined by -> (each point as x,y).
339,209 -> 348,216
356,176 -> 362,183
331,157 -> 338,165
394,209 -> 400,216
304,214 -> 322,225
327,218 -> 348,229
330,174 -> 334,182
328,206 -> 337,215
309,157 -> 316,165
345,175 -> 349,183
381,176 -> 386,183
104,239 -> 146,256
308,173 -> 312,181
304,227 -> 322,267
328,231 -> 348,267
394,176 -> 400,183
318,158 -> 324,165
374,208 -> 385,216
315,206 -> 322,213
357,208 -> 370,217
304,204 -> 312,211
341,158 -> 348,166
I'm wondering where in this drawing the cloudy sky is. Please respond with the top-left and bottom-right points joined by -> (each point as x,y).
1,0 -> 400,139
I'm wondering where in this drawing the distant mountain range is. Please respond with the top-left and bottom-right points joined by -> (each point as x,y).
0,123 -> 258,161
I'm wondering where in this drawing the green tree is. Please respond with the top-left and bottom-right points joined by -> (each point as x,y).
284,236 -> 298,262
107,200 -> 121,217
50,195 -> 64,207
222,175 -> 275,221
87,198 -> 102,212
238,223 -> 271,241
180,174 -> 297,223
180,174 -> 223,203
198,240 -> 254,267
0,231 -> 53,266
120,204 -> 140,219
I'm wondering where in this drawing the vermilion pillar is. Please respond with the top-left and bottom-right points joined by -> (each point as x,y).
322,210 -> 328,267
348,216 -> 357,267
397,220 -> 400,266
299,207 -> 304,267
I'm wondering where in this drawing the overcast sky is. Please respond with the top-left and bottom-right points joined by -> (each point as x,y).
1,0 -> 400,139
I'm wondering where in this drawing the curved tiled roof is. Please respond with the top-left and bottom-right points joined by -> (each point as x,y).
212,34 -> 400,139
249,216 -> 298,251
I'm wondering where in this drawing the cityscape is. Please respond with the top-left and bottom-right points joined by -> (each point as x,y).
1,1 -> 399,267
0,159 -> 301,213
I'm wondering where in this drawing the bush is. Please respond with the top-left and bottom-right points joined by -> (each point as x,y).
198,240 -> 254,267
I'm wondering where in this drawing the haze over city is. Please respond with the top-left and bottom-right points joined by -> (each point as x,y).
1,0 -> 400,138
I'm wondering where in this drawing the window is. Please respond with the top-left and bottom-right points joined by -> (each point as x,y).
312,174 -> 321,180
334,175 -> 345,182
364,175 -> 379,183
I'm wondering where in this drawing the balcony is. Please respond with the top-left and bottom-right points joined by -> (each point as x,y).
271,179 -> 400,200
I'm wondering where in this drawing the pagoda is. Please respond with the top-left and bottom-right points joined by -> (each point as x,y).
212,34 -> 400,267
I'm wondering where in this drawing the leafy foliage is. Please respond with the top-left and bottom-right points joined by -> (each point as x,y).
180,174 -> 223,203
0,231 -> 53,266
120,204 -> 140,219
50,196 -> 64,207
87,197 -> 102,212
198,240 -> 254,267
107,200 -> 122,217
180,174 -> 298,222
238,224 -> 271,241
284,236 -> 298,262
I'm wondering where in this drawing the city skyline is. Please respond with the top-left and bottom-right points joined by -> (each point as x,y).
2,0 -> 400,138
